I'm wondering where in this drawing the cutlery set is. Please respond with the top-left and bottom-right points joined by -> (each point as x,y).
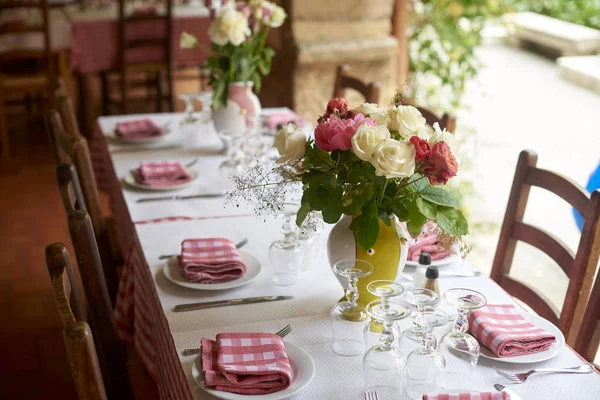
173,295 -> 293,313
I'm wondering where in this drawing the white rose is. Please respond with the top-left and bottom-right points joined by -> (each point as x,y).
266,4 -> 286,28
417,124 -> 434,141
387,105 -> 426,139
370,139 -> 416,179
180,32 -> 198,49
369,110 -> 388,126
274,123 -> 306,163
209,4 -> 251,46
351,103 -> 382,117
351,123 -> 390,161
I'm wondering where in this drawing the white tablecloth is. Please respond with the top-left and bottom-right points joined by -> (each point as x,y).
99,111 -> 600,399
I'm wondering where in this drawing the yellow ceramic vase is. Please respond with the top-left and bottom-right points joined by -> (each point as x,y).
327,215 -> 409,305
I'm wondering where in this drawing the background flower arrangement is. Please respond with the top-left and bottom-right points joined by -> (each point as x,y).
230,96 -> 469,252
181,0 -> 286,109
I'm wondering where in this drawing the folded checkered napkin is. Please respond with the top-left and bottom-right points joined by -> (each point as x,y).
201,332 -> 292,394
469,304 -> 556,357
263,111 -> 306,129
135,161 -> 192,187
423,392 -> 510,400
115,119 -> 163,139
178,238 -> 246,283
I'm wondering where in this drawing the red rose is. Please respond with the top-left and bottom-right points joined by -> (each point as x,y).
409,136 -> 431,161
318,98 -> 351,124
423,142 -> 458,185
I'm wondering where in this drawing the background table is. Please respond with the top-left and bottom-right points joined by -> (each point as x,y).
94,112 -> 600,399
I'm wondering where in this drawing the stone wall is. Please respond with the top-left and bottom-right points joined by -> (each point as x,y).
260,0 -> 401,122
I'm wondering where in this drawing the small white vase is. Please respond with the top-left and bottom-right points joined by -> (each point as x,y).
212,81 -> 262,133
327,214 -> 409,304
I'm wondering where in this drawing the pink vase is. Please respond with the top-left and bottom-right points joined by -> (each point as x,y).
212,82 -> 262,133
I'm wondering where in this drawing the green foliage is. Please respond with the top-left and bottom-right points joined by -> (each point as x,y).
508,0 -> 600,30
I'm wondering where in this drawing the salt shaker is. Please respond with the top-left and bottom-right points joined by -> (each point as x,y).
423,265 -> 440,296
413,252 -> 431,288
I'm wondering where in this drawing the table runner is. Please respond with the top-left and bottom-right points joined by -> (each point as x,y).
91,112 -> 600,399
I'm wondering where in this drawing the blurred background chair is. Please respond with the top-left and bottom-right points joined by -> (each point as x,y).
333,64 -> 380,104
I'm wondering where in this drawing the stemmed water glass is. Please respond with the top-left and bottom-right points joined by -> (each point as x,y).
330,259 -> 374,356
401,288 -> 441,343
179,93 -> 201,125
269,203 -> 302,286
437,288 -> 487,391
363,281 -> 408,398
294,212 -> 324,271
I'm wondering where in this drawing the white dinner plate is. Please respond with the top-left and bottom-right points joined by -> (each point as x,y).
106,123 -> 174,144
405,253 -> 461,268
191,341 -> 315,400
122,168 -> 198,191
163,252 -> 261,291
479,312 -> 565,363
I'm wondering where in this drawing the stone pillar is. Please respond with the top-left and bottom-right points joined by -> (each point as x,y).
260,0 -> 403,122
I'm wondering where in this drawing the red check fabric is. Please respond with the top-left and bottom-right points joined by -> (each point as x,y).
469,304 -> 556,357
115,119 -> 163,139
135,161 -> 193,187
201,333 -> 292,395
179,238 -> 246,283
263,111 -> 306,129
423,392 -> 510,400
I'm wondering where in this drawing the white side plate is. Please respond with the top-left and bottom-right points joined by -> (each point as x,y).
192,341 -> 315,400
405,253 -> 461,268
163,252 -> 261,291
106,125 -> 173,144
479,312 -> 565,363
122,169 -> 198,191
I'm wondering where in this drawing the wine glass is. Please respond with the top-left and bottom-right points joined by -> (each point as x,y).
330,259 -> 374,356
179,93 -> 201,125
405,311 -> 446,399
295,212 -> 324,271
436,288 -> 487,391
401,288 -> 440,342
399,308 -> 449,356
269,203 -> 302,286
363,281 -> 408,398
197,91 -> 213,123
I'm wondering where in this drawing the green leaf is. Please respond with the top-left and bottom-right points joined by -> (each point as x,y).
406,201 -> 427,237
378,210 -> 391,227
391,199 -> 409,221
416,197 -> 437,219
409,173 -> 429,193
362,201 -> 378,220
419,187 -> 459,208
349,215 -> 365,232
357,217 -> 379,251
322,203 -> 342,224
295,202 -> 312,228
436,207 -> 469,236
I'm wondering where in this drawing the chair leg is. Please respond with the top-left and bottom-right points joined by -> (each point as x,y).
156,72 -> 163,113
0,95 -> 8,160
100,72 -> 110,115
120,71 -> 128,114
166,67 -> 174,113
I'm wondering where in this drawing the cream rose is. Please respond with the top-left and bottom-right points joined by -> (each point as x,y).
266,4 -> 286,28
351,123 -> 390,161
208,4 -> 251,46
352,103 -> 383,117
180,32 -> 198,49
370,138 -> 416,178
274,123 -> 306,163
387,105 -> 427,140
369,110 -> 388,126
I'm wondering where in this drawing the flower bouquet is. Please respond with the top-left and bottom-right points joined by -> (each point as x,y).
256,97 -> 467,252
180,0 -> 286,110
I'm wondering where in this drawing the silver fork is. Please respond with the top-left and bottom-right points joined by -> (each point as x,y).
493,364 -> 594,383
159,238 -> 248,260
364,390 -> 379,400
181,324 -> 292,356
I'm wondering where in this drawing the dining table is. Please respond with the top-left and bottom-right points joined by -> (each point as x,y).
91,110 -> 600,399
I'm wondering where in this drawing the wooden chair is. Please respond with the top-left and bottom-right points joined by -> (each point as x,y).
56,163 -> 133,399
574,259 -> 600,365
46,108 -> 120,305
0,0 -> 56,159
333,64 -> 380,104
490,150 -> 600,344
101,0 -> 174,114
46,243 -> 108,400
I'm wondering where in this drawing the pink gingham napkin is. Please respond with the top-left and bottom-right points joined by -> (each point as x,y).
115,119 -> 163,139
407,222 -> 454,261
423,392 -> 510,400
469,304 -> 556,357
135,161 -> 192,187
202,332 -> 291,394
263,111 -> 306,130
178,238 -> 246,283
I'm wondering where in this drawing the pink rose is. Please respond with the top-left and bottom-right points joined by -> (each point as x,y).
423,142 -> 458,185
314,114 -> 375,152
235,2 -> 251,17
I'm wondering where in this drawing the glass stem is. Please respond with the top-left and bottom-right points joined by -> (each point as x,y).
413,306 -> 424,334
379,295 -> 393,351
346,276 -> 359,306
453,308 -> 469,336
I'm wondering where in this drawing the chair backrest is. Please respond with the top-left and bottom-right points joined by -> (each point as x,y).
0,0 -> 55,88
56,163 -> 133,399
333,64 -> 380,104
490,150 -> 600,342
46,108 -> 119,304
46,243 -> 108,400
408,104 -> 457,133
574,258 -> 600,364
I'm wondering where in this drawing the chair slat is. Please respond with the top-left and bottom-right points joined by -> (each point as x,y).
499,276 -> 560,325
333,64 -> 380,104
526,168 -> 590,216
512,222 -> 575,277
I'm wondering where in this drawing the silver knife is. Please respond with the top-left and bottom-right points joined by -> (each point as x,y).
137,192 -> 226,203
173,296 -> 293,312
494,384 -> 523,400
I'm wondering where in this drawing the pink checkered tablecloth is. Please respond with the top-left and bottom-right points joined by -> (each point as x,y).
70,14 -> 211,74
